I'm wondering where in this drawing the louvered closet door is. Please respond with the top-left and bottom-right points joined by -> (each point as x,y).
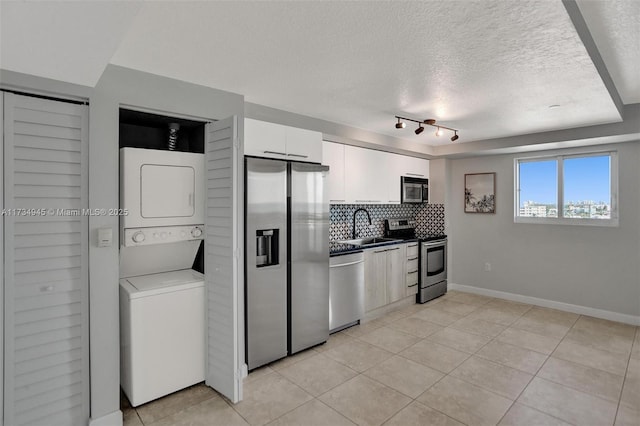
3,93 -> 89,426
204,117 -> 243,403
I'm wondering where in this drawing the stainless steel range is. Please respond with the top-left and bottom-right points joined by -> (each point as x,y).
384,218 -> 447,304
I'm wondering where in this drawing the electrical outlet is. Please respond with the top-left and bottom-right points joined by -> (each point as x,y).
484,262 -> 492,272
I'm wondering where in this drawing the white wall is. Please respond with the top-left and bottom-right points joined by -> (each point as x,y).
447,142 -> 640,320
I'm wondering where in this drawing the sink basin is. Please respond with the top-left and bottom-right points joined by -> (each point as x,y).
339,237 -> 402,246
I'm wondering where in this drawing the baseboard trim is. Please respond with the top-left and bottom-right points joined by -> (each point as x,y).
449,283 -> 640,326
89,410 -> 122,426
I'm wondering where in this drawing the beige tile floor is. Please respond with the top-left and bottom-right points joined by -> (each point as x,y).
123,291 -> 640,426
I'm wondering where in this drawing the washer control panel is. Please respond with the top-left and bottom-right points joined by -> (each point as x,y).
123,225 -> 204,247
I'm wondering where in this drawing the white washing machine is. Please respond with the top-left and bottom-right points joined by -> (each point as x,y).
120,269 -> 205,407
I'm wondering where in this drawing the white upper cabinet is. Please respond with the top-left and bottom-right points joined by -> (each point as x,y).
402,156 -> 429,178
344,145 -> 387,204
244,118 -> 287,157
386,154 -> 430,203
386,153 -> 404,204
286,125 -> 322,162
321,142 -> 430,204
322,141 -> 346,203
244,118 -> 322,163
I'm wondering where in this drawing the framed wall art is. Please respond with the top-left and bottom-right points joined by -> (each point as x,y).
464,173 -> 496,213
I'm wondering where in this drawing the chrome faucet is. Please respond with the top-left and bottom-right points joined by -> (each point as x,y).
352,208 -> 372,239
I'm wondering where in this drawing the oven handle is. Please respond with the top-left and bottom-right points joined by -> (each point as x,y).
422,240 -> 446,247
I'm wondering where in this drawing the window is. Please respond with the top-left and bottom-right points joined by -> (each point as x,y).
515,151 -> 617,225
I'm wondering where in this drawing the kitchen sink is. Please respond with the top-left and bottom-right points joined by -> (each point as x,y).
339,237 -> 403,246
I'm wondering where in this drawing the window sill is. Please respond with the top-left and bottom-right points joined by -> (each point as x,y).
514,217 -> 619,227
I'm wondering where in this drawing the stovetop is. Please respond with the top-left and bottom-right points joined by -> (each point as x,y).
384,218 -> 446,242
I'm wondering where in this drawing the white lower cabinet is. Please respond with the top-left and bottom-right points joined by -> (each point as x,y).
364,248 -> 387,311
364,243 -> 407,311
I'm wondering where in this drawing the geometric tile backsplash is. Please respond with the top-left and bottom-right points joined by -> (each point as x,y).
329,203 -> 445,241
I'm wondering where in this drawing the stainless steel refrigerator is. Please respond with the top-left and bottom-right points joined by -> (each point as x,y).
245,157 -> 329,370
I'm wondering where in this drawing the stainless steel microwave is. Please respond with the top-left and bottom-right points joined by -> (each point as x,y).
401,176 -> 428,203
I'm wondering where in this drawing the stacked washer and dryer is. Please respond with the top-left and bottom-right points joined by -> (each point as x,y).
119,147 -> 206,407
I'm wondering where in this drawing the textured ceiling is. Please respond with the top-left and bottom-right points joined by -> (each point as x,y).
1,1 -> 637,149
576,0 -> 640,104
0,1 -> 141,87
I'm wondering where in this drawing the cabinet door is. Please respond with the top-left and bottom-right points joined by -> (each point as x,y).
286,126 -> 322,163
244,118 -> 287,159
345,146 -> 386,204
402,156 -> 429,178
364,248 -> 387,311
322,142 -> 346,203
386,153 -> 403,204
386,244 -> 406,303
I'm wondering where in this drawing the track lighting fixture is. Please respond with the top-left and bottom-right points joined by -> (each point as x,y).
394,115 -> 459,142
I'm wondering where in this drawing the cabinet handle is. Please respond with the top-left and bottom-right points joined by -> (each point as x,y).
374,249 -> 387,253
408,257 -> 418,261
408,270 -> 418,274
386,247 -> 400,251
408,244 -> 418,248
406,173 -> 424,177
287,153 -> 309,158
264,150 -> 287,156
407,283 -> 418,287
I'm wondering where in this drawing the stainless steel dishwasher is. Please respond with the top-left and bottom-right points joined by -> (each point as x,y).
329,252 -> 365,333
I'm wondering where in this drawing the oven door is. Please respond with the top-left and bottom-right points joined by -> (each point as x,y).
421,240 -> 447,287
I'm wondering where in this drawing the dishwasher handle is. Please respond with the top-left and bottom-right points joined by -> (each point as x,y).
330,259 -> 365,268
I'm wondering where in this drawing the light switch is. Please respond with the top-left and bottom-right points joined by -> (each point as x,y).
98,227 -> 113,247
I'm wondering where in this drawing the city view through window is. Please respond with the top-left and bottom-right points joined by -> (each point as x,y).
518,155 -> 611,219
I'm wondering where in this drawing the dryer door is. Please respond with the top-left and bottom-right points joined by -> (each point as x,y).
141,164 -> 195,218
120,148 -> 204,229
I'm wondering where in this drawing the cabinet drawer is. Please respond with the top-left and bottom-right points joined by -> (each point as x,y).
406,269 -> 419,286
406,283 -> 418,296
406,243 -> 419,257
406,258 -> 418,273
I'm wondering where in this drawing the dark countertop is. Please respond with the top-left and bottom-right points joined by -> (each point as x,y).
329,241 -> 363,257
330,234 -> 447,256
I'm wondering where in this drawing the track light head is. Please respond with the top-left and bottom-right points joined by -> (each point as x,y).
451,132 -> 459,142
435,127 -> 444,137
395,118 -> 406,129
424,119 -> 436,125
415,125 -> 424,135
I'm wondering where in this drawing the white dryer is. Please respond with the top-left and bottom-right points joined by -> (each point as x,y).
120,269 -> 205,407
